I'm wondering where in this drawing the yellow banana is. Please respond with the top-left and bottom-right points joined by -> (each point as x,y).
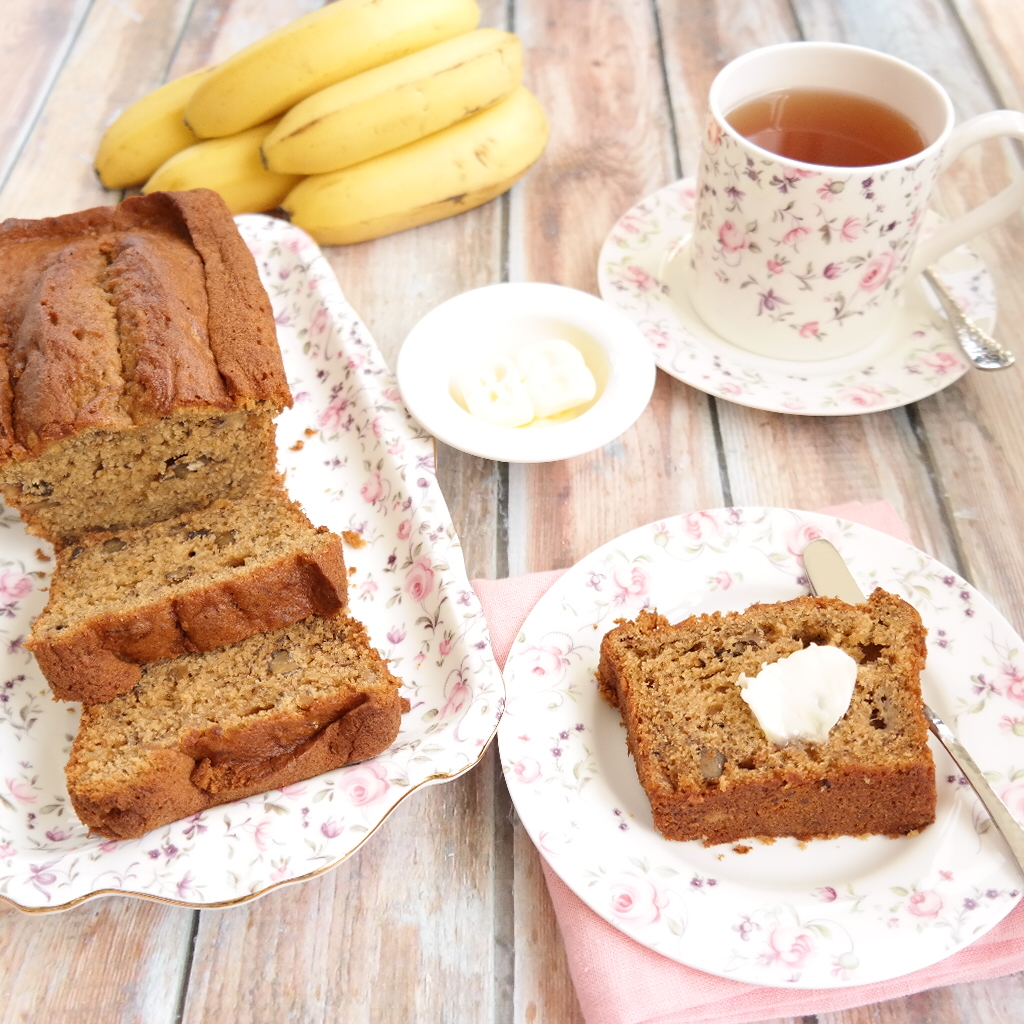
185,0 -> 481,139
282,85 -> 548,245
143,120 -> 302,215
95,67 -> 212,189
262,28 -> 522,175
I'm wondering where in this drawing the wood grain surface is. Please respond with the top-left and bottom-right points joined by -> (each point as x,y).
2,1 -> 1024,1022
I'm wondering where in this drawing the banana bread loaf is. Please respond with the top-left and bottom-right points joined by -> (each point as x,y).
26,490 -> 349,703
66,613 -> 407,840
0,189 -> 291,543
597,590 -> 935,846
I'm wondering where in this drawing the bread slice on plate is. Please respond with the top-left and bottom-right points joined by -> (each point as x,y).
26,491 -> 349,703
66,612 -> 407,840
597,589 -> 935,846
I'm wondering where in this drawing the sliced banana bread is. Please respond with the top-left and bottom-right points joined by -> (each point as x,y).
0,189 -> 291,543
66,613 -> 406,840
597,590 -> 935,846
26,491 -> 349,703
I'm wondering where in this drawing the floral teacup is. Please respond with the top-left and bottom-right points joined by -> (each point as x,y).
685,42 -> 1024,360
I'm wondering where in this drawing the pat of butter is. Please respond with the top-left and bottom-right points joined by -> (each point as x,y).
735,644 -> 857,745
512,339 -> 597,419
454,356 -> 534,428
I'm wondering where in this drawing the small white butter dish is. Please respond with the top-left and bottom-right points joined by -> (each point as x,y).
396,282 -> 656,463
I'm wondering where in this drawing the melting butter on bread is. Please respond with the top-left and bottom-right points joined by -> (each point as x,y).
597,590 -> 935,846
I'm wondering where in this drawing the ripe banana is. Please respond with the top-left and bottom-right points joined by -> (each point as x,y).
262,28 -> 522,175
95,67 -> 212,189
185,0 -> 481,139
143,121 -> 302,215
282,85 -> 548,245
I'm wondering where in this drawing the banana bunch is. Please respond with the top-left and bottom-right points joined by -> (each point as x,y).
186,0 -> 481,138
283,86 -> 548,245
94,0 -> 548,244
261,28 -> 523,174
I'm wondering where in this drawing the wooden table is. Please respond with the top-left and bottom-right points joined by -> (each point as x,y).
4,1 -> 1024,1021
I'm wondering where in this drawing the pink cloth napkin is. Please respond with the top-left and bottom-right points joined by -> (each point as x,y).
471,502 -> 1024,1024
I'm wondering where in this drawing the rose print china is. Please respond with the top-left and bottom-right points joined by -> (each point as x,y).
683,42 -> 1024,360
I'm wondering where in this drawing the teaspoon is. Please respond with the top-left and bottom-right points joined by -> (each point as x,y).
922,266 -> 1015,370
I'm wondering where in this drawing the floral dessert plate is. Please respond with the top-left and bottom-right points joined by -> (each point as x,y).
499,507 -> 1024,988
0,215 -> 504,912
598,179 -> 994,415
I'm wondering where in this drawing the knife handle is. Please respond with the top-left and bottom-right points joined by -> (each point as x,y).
924,706 -> 1024,874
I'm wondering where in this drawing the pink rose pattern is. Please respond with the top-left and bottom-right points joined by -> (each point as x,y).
608,873 -> 670,926
404,556 -> 436,602
501,507 -> 1024,986
600,179 -> 982,416
0,216 -> 503,910
690,114 -> 943,344
340,763 -> 390,807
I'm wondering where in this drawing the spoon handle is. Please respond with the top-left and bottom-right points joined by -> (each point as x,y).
923,266 -> 1015,371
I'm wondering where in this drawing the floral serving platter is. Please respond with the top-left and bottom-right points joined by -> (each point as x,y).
0,215 -> 503,912
598,179 -> 994,415
498,507 -> 1024,987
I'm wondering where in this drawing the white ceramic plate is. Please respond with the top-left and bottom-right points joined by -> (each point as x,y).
396,282 -> 656,462
498,507 -> 1024,988
0,215 -> 503,912
598,179 -> 994,415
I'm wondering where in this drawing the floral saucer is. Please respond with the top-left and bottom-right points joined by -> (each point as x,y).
598,179 -> 995,415
499,508 -> 1024,987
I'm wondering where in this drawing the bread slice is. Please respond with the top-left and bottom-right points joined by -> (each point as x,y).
26,491 -> 349,703
66,613 -> 406,840
0,189 -> 292,543
597,590 -> 935,846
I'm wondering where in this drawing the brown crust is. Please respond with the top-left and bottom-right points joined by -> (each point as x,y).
27,537 -> 350,704
598,590 -> 936,846
66,616 -> 408,840
0,189 -> 291,466
643,761 -> 936,845
68,690 -> 406,840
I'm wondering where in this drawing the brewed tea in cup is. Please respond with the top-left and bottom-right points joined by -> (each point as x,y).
726,88 -> 925,166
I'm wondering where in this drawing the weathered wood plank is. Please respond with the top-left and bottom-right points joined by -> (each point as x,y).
0,897 -> 195,1024
509,0 -> 724,578
0,0 -> 197,218
507,0 -> 724,1020
949,0 -> 1024,112
0,0 -> 91,191
179,1 -> 511,1020
181,751 -> 505,1024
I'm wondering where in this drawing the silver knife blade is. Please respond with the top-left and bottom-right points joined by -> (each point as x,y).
802,539 -> 867,605
802,537 -> 1024,876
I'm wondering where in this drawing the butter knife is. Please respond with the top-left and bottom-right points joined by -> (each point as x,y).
802,538 -> 1024,875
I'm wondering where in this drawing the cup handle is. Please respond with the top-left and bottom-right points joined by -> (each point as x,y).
907,109 -> 1024,278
